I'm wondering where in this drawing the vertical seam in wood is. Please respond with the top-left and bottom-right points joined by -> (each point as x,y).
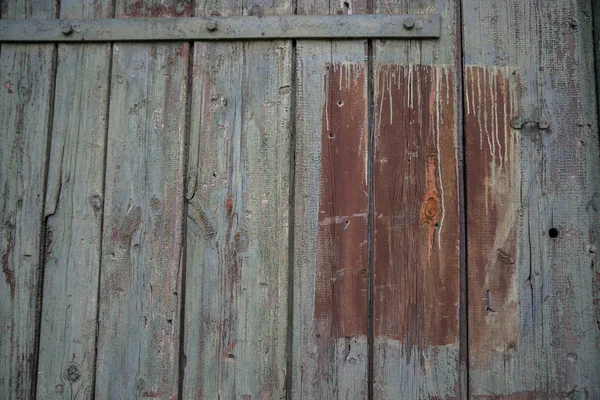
90,41 -> 113,400
457,0 -> 469,398
286,37 -> 297,400
366,38 -> 375,400
592,0 -> 600,156
178,39 -> 194,399
32,42 -> 58,400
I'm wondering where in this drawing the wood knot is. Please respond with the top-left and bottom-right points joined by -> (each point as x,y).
64,364 -> 80,383
423,196 -> 439,221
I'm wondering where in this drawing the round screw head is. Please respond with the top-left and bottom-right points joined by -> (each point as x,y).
404,18 -> 415,29
206,20 -> 218,31
61,23 -> 74,35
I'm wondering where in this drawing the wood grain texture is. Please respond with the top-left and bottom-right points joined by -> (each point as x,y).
0,1 -> 56,399
35,1 -> 112,398
292,0 -> 369,396
371,0 -> 462,398
93,2 -> 189,399
181,0 -> 292,398
464,0 -> 600,398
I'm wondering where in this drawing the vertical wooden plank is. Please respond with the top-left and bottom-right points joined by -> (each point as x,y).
371,1 -> 462,399
94,1 -> 189,398
0,2 -> 56,399
182,0 -> 291,398
35,1 -> 112,398
463,0 -> 600,398
292,0 -> 370,396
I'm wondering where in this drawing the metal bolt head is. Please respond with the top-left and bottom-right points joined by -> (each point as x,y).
206,20 -> 218,32
404,18 -> 415,29
61,23 -> 73,35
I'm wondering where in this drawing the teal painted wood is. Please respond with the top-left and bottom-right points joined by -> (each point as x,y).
182,0 -> 292,397
463,0 -> 600,398
35,1 -> 112,399
370,1 -> 462,399
291,0 -> 370,398
93,2 -> 190,398
0,1 -> 56,399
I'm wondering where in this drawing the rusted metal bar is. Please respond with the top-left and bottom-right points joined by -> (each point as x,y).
0,15 -> 441,42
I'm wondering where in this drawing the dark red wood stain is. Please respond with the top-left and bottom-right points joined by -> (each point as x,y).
314,63 -> 369,339
373,65 -> 459,348
465,66 -> 520,361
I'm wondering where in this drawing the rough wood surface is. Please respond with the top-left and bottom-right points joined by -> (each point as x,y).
93,2 -> 189,398
291,0 -> 370,397
371,0 -> 462,398
181,0 -> 292,398
0,1 -> 56,399
464,0 -> 600,398
35,1 -> 112,398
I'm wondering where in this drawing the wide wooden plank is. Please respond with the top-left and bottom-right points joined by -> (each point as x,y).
0,2 -> 56,399
463,0 -> 600,398
35,1 -> 112,398
293,48 -> 369,399
93,2 -> 189,398
291,0 -> 369,397
371,0 -> 462,399
181,0 -> 291,397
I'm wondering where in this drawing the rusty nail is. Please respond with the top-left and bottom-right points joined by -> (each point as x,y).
61,23 -> 73,35
404,18 -> 415,29
207,20 -> 218,32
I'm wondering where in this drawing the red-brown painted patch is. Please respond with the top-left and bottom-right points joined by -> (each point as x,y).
314,63 -> 369,338
119,0 -> 191,18
373,65 -> 459,348
465,66 -> 520,364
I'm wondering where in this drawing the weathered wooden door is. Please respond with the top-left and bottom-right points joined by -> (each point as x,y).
1,0 -> 599,399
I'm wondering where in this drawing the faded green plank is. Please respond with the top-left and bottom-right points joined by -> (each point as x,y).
93,2 -> 189,399
463,0 -> 600,398
182,0 -> 291,397
0,1 -> 56,399
35,0 -> 112,398
291,0 -> 369,397
371,0 -> 462,399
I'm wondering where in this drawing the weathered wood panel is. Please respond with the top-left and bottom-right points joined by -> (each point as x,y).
35,1 -> 112,398
292,0 -> 369,397
0,1 -> 56,399
371,0 -> 462,398
181,0 -> 291,398
464,0 -> 600,397
94,1 -> 189,398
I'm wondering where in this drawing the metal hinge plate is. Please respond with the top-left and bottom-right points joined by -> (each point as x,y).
0,15 -> 441,42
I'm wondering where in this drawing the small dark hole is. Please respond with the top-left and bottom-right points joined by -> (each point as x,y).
343,1 -> 349,8
328,132 -> 335,139
548,228 -> 559,238
337,100 -> 344,107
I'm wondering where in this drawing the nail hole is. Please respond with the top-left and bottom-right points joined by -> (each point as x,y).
337,100 -> 344,107
328,132 -> 335,139
548,228 -> 559,238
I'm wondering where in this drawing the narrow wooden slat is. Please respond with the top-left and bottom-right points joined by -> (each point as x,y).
0,2 -> 56,399
371,0 -> 462,398
291,0 -> 369,397
35,1 -> 112,398
463,0 -> 600,397
182,0 -> 291,397
94,2 -> 189,398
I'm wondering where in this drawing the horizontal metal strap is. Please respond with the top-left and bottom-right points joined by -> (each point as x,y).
0,15 -> 441,42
